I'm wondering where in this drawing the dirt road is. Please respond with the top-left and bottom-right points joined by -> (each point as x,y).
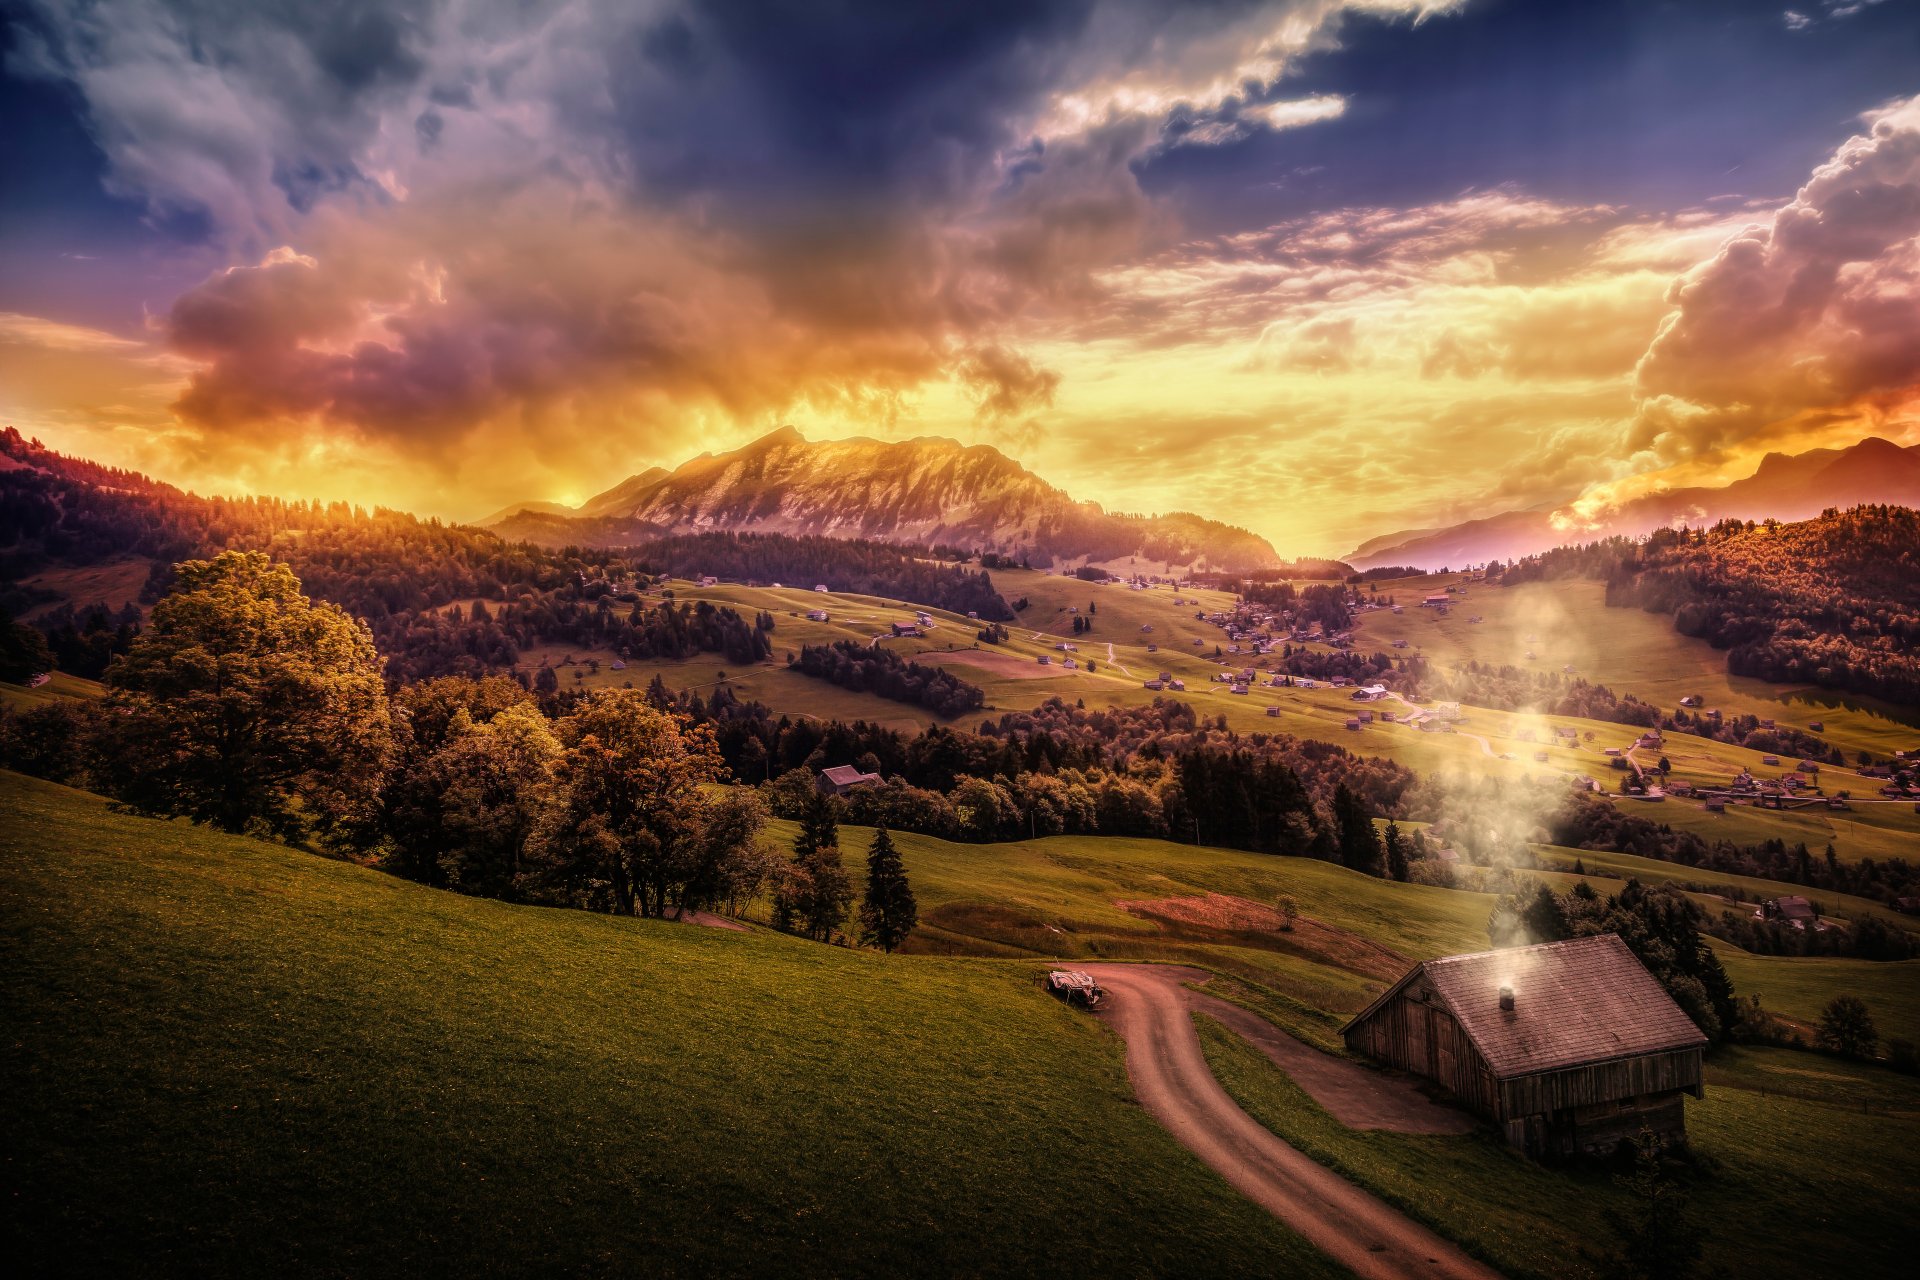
1083,964 -> 1499,1280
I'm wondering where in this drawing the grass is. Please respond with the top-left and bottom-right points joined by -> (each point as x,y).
1530,842 -> 1920,934
577,572 -> 1920,865
0,670 -> 105,710
0,770 -> 1340,1279
1197,1016 -> 1920,1280
797,821 -> 1920,1048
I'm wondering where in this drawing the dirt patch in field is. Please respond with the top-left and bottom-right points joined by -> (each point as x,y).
1117,892 -> 1408,982
933,648 -> 1075,680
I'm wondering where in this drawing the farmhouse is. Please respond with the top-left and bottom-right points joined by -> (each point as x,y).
1422,593 -> 1451,607
1351,684 -> 1389,702
1757,896 -> 1822,930
890,622 -> 923,638
1343,934 -> 1706,1159
806,609 -> 829,622
816,765 -> 882,796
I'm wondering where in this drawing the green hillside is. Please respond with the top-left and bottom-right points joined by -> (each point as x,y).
795,822 -> 1920,1049
537,571 -> 1920,866
0,771 -> 1335,1279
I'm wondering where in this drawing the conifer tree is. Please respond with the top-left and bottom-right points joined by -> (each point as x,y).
775,790 -> 853,941
1333,783 -> 1383,876
858,825 -> 918,953
1384,820 -> 1409,882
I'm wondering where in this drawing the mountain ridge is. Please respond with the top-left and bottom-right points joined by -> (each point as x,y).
484,427 -> 1290,572
1347,436 -> 1920,570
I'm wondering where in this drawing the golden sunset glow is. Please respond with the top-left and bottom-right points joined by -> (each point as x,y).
2,1 -> 1916,557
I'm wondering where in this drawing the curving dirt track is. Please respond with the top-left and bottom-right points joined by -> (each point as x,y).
1083,964 -> 1499,1280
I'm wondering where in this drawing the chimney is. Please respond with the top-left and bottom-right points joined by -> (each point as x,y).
1498,985 -> 1515,1012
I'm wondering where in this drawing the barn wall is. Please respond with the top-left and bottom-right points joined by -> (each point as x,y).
1343,986 -> 1498,1117
1347,992 -> 1705,1130
1497,1049 -> 1704,1117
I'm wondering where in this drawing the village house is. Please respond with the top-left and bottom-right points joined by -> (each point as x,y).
816,765 -> 882,796
1351,684 -> 1389,702
806,609 -> 829,622
890,622 -> 923,638
1422,592 -> 1451,608
1757,896 -> 1823,930
1344,935 -> 1707,1159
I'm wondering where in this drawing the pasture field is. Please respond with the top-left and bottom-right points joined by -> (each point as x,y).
1355,573 -> 1920,761
11,564 -> 1919,864
0,670 -> 105,710
10,554 -> 153,621
1529,842 -> 1920,935
7,765 -> 1912,1278
0,770 -> 1334,1279
779,822 -> 1920,1047
587,573 -> 1920,864
1199,1020 -> 1920,1280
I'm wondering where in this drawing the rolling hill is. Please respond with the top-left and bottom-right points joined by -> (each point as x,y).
482,427 -> 1289,572
7,768 -> 1918,1280
0,770 -> 1334,1278
1350,436 -> 1920,569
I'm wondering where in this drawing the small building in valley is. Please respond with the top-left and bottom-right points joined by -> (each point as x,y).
1343,934 -> 1706,1159
816,764 -> 883,796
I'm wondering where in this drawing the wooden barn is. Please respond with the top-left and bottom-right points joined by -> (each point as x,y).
1342,934 -> 1706,1158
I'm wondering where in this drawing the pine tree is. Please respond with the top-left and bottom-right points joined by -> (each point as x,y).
858,825 -> 918,953
1333,784 -> 1383,876
775,790 -> 853,941
1384,820 -> 1409,882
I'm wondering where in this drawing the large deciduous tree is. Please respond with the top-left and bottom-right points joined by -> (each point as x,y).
102,550 -> 390,843
523,689 -> 756,918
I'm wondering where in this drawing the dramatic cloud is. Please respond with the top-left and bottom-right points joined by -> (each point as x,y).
2,0 -> 1916,552
1626,94 -> 1920,465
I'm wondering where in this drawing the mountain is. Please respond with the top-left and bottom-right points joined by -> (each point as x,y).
1347,436 -> 1920,570
483,427 -> 1288,571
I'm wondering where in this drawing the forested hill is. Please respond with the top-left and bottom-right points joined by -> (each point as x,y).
0,430 -> 1010,680
1506,505 -> 1920,705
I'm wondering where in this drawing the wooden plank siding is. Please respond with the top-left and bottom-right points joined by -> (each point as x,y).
1497,1048 -> 1703,1119
1343,937 -> 1710,1158
1343,983 -> 1500,1117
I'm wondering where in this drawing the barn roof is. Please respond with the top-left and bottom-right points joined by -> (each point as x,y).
819,764 -> 880,787
1349,934 -> 1706,1079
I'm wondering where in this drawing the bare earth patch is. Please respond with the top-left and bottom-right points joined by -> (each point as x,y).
1117,892 -> 1409,982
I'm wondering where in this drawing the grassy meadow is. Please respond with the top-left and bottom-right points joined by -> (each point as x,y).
0,770 -> 1337,1279
781,821 -> 1920,1049
7,754 -> 1916,1277
1198,1019 -> 1920,1280
536,569 -> 1920,865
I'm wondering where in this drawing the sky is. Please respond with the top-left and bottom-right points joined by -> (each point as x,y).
1,0 -> 1918,557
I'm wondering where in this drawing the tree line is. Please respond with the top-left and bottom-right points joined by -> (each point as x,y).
1501,506 -> 1920,707
0,549 -> 917,950
789,641 -> 987,717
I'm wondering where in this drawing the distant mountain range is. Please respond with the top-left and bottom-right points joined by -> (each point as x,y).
1348,436 -> 1920,570
483,427 -> 1293,572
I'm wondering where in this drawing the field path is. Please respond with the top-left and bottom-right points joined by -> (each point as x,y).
1084,964 -> 1499,1280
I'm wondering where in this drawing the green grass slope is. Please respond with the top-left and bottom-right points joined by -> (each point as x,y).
797,823 -> 1920,1048
0,771 -> 1337,1279
1199,1019 -> 1920,1280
